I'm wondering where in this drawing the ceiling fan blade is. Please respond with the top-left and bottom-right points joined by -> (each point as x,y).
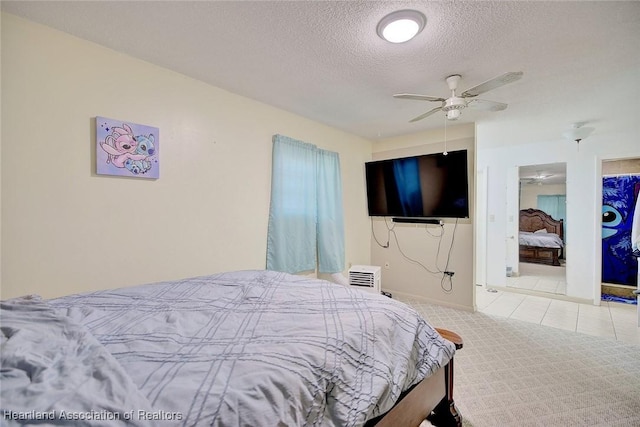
409,106 -> 442,122
467,98 -> 508,112
460,71 -> 523,98
522,172 -> 552,180
394,94 -> 446,102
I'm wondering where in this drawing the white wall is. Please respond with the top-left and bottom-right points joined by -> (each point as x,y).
477,121 -> 640,302
0,14 -> 373,299
0,12 -> 3,294
520,183 -> 566,210
371,124 -> 475,311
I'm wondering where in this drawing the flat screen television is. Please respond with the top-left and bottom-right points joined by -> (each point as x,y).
365,149 -> 469,219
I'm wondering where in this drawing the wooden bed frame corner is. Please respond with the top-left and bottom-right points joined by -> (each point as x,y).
369,328 -> 463,427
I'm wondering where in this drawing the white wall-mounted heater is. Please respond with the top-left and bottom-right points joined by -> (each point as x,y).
348,265 -> 381,294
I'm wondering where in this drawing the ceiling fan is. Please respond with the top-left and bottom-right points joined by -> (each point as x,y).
521,170 -> 553,185
394,72 -> 523,123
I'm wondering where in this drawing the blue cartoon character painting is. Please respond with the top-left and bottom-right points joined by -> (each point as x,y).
96,117 -> 159,179
125,134 -> 155,175
602,175 -> 640,286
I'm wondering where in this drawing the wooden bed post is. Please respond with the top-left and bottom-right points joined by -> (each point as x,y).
365,328 -> 464,427
429,329 -> 464,427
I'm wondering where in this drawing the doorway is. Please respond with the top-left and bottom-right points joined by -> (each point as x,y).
508,163 -> 567,295
601,158 -> 640,308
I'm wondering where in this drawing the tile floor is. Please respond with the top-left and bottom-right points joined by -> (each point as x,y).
476,267 -> 640,344
506,261 -> 567,294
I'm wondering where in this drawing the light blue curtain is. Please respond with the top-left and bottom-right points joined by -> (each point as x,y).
267,135 -> 318,273
266,135 -> 345,274
316,149 -> 345,273
537,194 -> 567,239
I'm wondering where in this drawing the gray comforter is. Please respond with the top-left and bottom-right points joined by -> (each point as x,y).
2,270 -> 455,426
1,296 -> 155,426
519,231 -> 564,248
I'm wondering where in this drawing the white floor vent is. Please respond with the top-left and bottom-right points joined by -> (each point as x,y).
348,265 -> 381,294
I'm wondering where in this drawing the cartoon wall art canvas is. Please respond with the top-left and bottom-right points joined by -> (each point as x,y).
96,117 -> 159,179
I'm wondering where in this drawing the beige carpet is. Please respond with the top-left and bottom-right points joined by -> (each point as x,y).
401,298 -> 640,427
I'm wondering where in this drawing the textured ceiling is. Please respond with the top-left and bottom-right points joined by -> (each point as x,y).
3,1 -> 640,142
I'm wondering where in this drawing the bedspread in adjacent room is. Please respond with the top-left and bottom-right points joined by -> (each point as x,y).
518,231 -> 564,248
2,270 -> 455,427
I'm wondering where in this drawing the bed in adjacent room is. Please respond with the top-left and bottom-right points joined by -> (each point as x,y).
519,208 -> 564,266
1,270 -> 462,427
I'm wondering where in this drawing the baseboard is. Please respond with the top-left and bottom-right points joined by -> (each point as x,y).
602,282 -> 636,288
488,285 -> 593,305
386,289 -> 475,312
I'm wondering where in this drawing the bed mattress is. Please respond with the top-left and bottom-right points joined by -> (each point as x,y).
2,270 -> 455,427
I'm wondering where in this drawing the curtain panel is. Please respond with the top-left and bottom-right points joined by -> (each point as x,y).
266,134 -> 345,274
537,194 -> 567,240
316,148 -> 345,273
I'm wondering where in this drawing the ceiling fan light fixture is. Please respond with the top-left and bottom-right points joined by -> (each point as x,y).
442,96 -> 465,120
446,109 -> 461,120
377,10 -> 426,43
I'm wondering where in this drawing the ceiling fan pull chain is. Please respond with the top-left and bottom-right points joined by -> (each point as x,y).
444,113 -> 448,156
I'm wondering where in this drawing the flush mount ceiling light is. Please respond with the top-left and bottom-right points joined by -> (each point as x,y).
377,10 -> 426,43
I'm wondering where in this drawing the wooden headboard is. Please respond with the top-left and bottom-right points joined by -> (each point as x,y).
519,208 -> 564,241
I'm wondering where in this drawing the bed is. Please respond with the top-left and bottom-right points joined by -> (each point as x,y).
1,270 -> 462,427
519,208 -> 564,266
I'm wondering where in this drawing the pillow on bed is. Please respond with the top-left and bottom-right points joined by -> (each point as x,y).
534,228 -> 548,234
